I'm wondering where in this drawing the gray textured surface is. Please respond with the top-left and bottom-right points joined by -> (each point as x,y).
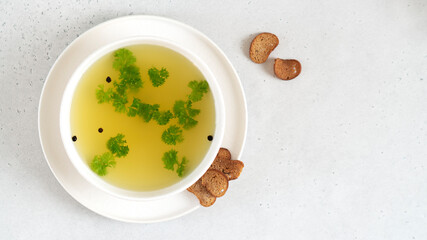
1,0 -> 427,239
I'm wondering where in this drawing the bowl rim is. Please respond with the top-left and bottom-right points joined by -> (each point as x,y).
59,36 -> 225,201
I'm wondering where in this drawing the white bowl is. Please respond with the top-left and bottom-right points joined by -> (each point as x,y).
59,36 -> 225,201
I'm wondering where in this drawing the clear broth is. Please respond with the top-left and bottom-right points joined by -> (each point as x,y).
70,44 -> 215,191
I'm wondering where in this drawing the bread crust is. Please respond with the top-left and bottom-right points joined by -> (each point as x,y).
217,147 -> 231,161
274,58 -> 301,80
201,169 -> 229,197
210,148 -> 244,180
187,179 -> 216,207
187,148 -> 244,207
224,160 -> 244,180
249,33 -> 279,64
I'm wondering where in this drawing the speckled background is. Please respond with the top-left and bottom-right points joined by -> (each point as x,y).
1,0 -> 427,239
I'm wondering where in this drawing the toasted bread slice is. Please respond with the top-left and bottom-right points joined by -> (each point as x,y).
250,33 -> 279,63
221,160 -> 244,180
211,158 -> 244,180
274,58 -> 301,80
217,147 -> 231,161
210,148 -> 244,180
187,179 -> 216,207
188,148 -> 244,207
201,169 -> 229,197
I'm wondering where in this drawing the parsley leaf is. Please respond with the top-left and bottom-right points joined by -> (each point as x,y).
96,85 -> 114,103
113,48 -> 136,70
186,100 -> 201,117
176,157 -> 187,177
127,98 -> 160,122
127,98 -> 140,117
107,134 -> 129,158
119,65 -> 143,91
161,150 -> 187,177
113,66 -> 142,96
153,110 -> 174,125
148,67 -> 169,87
111,92 -> 128,113
162,149 -> 178,171
90,152 -> 116,176
161,125 -> 184,145
113,81 -> 127,96
139,103 -> 159,122
97,48 -> 144,114
173,100 -> 186,120
173,100 -> 199,129
188,80 -> 209,102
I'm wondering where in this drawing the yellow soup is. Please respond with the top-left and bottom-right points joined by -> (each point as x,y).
70,44 -> 215,191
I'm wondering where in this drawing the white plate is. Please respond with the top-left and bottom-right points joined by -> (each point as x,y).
38,15 -> 247,223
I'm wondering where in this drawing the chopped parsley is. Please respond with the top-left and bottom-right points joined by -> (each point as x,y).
153,110 -> 174,125
96,85 -> 114,104
113,48 -> 136,70
162,149 -> 178,171
173,100 -> 200,129
96,48 -> 143,114
90,152 -> 116,176
127,98 -> 160,122
106,134 -> 129,158
128,98 -> 173,124
161,149 -> 187,177
126,98 -> 140,117
111,92 -> 128,113
148,67 -> 169,87
176,157 -> 187,177
161,125 -> 184,145
89,134 -> 129,176
188,80 -> 209,102
118,65 -> 143,91
139,103 -> 160,122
